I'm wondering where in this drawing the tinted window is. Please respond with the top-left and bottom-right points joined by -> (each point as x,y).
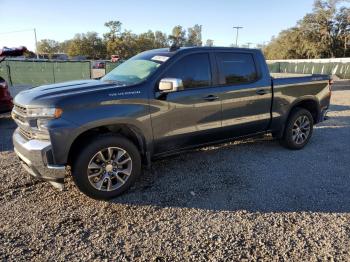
216,53 -> 258,85
163,53 -> 211,89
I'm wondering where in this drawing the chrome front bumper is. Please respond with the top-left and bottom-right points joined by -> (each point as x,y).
13,128 -> 66,190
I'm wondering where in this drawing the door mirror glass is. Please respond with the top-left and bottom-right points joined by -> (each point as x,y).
159,78 -> 183,93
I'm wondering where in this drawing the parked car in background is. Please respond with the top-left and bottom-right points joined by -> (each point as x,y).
92,61 -> 106,69
111,55 -> 120,62
0,78 -> 13,113
12,47 -> 331,200
0,46 -> 26,113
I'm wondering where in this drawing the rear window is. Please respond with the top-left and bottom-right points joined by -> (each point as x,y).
216,53 -> 258,85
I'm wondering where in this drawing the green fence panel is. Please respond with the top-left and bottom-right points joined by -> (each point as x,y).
295,62 -> 303,74
7,60 -> 55,86
313,63 -> 322,74
343,64 -> 350,79
281,63 -> 288,73
317,63 -> 326,74
334,63 -> 344,76
267,62 -> 280,73
286,63 -> 293,73
339,63 -> 350,79
105,61 -> 122,74
267,60 -> 350,79
333,63 -> 350,79
324,63 -> 335,75
0,61 -> 10,84
300,63 -> 307,74
54,61 -> 91,83
4,60 -> 92,87
294,63 -> 302,74
304,63 -> 311,74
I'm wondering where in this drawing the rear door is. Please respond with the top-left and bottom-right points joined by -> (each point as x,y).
215,51 -> 272,137
150,52 -> 222,154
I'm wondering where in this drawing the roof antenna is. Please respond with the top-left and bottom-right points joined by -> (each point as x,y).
169,42 -> 180,52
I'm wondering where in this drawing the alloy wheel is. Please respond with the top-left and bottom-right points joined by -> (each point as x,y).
87,147 -> 132,191
292,115 -> 311,145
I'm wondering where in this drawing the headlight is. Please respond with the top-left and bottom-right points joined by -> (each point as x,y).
36,118 -> 52,140
27,107 -> 63,118
37,118 -> 50,131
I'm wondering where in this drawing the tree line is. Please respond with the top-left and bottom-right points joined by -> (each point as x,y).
264,0 -> 350,59
35,0 -> 349,60
37,22 -> 213,60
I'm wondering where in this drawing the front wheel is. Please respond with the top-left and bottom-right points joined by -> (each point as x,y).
72,135 -> 141,200
281,108 -> 314,150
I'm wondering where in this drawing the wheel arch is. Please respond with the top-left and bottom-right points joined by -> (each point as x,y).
289,98 -> 320,124
67,123 -> 149,168
273,97 -> 320,139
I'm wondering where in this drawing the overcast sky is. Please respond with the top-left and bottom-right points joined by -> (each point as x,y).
0,0 -> 319,51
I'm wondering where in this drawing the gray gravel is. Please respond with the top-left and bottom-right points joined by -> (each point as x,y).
1,82 -> 350,261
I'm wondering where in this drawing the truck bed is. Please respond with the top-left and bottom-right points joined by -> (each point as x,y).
271,73 -> 313,78
272,73 -> 330,86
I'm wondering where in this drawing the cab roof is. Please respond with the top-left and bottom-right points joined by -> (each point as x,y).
147,46 -> 259,55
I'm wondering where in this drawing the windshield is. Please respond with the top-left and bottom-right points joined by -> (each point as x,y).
101,52 -> 171,85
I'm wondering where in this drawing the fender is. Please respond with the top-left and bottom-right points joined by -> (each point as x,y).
50,103 -> 153,165
270,95 -> 320,138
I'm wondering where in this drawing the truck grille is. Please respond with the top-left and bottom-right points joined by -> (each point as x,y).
13,104 -> 27,116
12,103 -> 28,126
12,104 -> 33,140
19,128 -> 34,140
13,104 -> 48,141
12,112 -> 26,123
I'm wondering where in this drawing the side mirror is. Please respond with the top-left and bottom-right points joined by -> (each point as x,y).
159,78 -> 183,93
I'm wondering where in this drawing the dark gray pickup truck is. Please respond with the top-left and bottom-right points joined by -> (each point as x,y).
11,47 -> 332,199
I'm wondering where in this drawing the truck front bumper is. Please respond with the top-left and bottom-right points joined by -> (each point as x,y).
12,128 -> 66,190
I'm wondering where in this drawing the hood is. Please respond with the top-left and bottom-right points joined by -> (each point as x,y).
14,80 -> 122,107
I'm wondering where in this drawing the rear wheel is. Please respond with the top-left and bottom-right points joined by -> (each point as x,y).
281,108 -> 314,150
72,135 -> 141,199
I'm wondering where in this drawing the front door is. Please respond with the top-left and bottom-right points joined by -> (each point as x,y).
150,53 -> 222,154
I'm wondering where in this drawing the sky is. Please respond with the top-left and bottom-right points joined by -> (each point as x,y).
0,0 -> 317,52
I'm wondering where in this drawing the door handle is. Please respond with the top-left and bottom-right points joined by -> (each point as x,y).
256,89 -> 268,95
203,95 -> 219,101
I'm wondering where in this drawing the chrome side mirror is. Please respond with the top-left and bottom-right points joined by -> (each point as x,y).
159,78 -> 183,93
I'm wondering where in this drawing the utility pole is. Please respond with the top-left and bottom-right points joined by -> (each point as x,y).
246,42 -> 253,48
233,26 -> 243,47
34,28 -> 39,59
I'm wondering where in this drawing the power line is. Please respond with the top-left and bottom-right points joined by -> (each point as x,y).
246,42 -> 253,48
0,29 -> 35,35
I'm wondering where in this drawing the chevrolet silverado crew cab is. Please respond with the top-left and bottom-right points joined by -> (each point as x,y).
12,47 -> 331,199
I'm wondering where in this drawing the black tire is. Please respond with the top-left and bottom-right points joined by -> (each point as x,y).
72,134 -> 141,200
281,107 -> 314,150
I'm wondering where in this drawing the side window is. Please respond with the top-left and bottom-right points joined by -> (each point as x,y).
216,53 -> 258,85
163,53 -> 211,89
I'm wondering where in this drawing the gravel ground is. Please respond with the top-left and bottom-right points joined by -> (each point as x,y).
1,82 -> 350,261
